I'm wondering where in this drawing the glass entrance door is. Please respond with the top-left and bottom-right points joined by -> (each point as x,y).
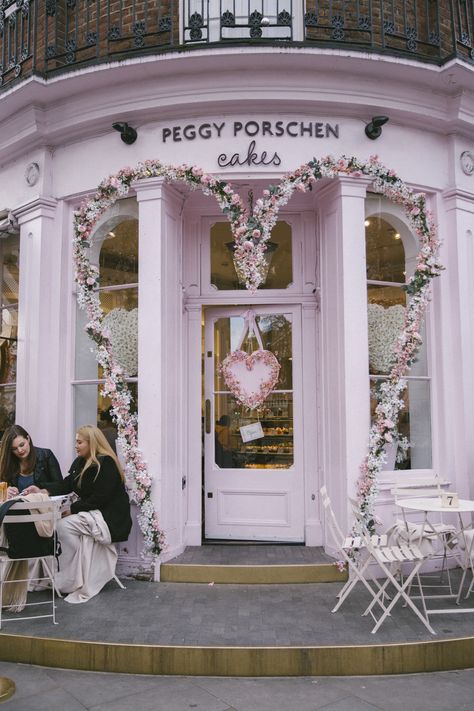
204,305 -> 304,541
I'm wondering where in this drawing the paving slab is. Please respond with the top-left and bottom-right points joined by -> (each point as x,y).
0,575 -> 474,646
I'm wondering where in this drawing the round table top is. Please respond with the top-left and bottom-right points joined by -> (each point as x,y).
397,496 -> 474,513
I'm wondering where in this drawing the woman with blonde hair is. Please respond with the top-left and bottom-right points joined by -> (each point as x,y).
27,424 -> 132,603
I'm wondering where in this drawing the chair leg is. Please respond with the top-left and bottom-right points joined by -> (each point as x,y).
41,558 -> 63,598
113,574 -> 126,590
370,562 -> 436,635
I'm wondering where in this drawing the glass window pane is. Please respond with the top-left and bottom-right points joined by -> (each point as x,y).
365,217 -> 405,282
74,382 -> 138,451
99,219 -> 138,287
1,234 -> 19,306
0,337 -> 16,385
1,306 -> 18,341
75,287 -> 138,380
210,221 -> 292,290
367,285 -> 406,375
371,378 -> 432,470
0,385 -> 16,437
215,392 -> 294,470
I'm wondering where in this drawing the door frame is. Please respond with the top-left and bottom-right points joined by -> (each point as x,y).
183,297 -> 321,546
203,304 -> 304,542
182,207 -> 322,547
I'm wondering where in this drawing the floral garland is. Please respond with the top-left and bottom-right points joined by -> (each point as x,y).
73,154 -> 442,555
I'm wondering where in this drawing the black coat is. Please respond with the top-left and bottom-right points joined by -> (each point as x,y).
47,455 -> 132,543
13,447 -> 63,490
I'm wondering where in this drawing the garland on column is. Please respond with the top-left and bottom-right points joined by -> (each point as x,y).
73,154 -> 442,555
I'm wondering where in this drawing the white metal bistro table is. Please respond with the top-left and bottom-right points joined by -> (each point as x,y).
396,496 -> 474,614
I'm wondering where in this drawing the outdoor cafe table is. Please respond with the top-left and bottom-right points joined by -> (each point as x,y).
396,496 -> 474,614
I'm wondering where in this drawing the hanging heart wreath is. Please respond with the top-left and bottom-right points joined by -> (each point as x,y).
219,309 -> 281,409
73,154 -> 442,554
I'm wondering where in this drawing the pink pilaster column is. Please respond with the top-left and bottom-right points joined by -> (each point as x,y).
133,177 -> 185,575
440,189 -> 474,497
13,196 -> 63,445
317,176 -> 371,539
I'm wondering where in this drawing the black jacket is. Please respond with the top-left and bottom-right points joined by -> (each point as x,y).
13,447 -> 63,490
47,455 -> 132,543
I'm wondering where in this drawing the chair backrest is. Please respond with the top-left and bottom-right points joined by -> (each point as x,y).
391,473 -> 444,502
319,485 -> 347,549
1,500 -> 60,560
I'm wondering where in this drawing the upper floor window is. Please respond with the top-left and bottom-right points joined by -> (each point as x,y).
365,202 -> 432,471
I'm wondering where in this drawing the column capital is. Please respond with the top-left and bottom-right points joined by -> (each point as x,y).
317,175 -> 372,203
132,177 -> 166,202
442,188 -> 474,212
13,196 -> 58,225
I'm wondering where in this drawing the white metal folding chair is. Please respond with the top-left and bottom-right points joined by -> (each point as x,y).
391,474 -> 457,597
453,528 -> 474,602
351,506 -> 436,634
391,474 -> 456,551
319,486 -> 389,614
0,500 -> 60,628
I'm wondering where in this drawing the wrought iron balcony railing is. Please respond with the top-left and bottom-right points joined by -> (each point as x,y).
0,0 -> 473,91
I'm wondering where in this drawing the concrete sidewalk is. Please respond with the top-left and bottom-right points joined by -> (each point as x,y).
1,661 -> 473,710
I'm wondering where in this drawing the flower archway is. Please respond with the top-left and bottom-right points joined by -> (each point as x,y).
73,155 -> 442,555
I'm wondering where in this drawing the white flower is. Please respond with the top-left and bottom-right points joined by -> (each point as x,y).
103,308 -> 138,376
368,303 -> 405,373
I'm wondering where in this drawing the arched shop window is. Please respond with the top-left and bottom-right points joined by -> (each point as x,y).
365,201 -> 432,471
73,200 -> 138,448
0,232 -> 19,437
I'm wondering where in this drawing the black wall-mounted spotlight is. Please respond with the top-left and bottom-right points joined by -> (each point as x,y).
365,116 -> 389,140
112,122 -> 138,145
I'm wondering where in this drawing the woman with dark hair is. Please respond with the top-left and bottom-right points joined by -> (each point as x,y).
0,424 -> 63,499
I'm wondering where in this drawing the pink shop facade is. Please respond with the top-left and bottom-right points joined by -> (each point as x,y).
0,50 -> 474,574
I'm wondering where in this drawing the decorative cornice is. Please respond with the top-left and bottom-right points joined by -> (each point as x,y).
12,195 -> 58,224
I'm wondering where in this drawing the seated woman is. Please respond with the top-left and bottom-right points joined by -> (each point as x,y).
26,424 -> 132,604
0,424 -> 63,499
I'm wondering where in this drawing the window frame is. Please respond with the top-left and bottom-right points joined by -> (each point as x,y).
72,198 -> 139,433
365,197 -> 434,476
199,213 -> 303,296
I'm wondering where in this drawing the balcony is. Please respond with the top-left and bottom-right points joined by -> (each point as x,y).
1,0 -> 473,91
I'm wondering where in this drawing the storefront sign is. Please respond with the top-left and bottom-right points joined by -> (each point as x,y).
161,119 -> 340,168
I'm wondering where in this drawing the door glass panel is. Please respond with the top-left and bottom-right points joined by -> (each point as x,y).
210,222 -> 293,290
214,312 -> 293,470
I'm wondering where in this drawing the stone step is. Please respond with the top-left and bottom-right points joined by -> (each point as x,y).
160,544 -> 345,584
160,562 -> 346,584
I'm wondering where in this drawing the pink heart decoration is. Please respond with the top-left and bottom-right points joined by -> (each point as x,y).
220,349 -> 281,410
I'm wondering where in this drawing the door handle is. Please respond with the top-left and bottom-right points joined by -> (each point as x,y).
205,399 -> 211,434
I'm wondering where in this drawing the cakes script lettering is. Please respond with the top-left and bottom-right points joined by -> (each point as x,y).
217,140 -> 281,168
